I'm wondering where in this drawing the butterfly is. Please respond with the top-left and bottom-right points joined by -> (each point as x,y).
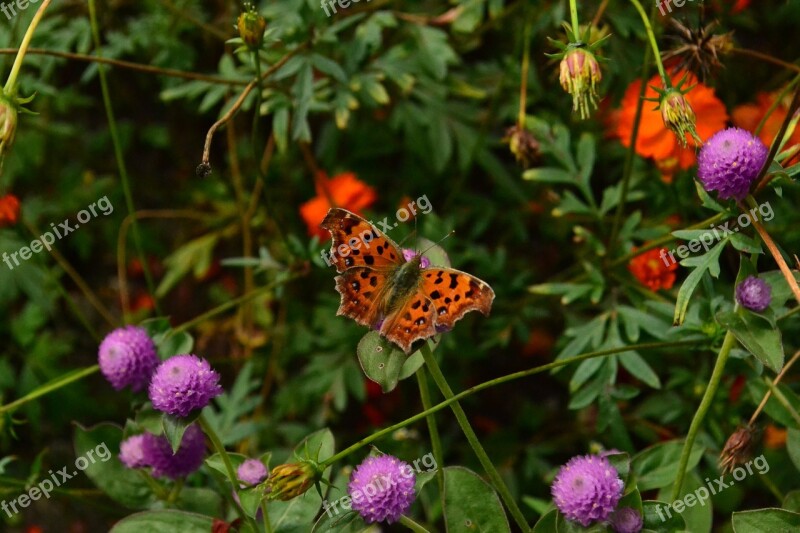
321,207 -> 495,353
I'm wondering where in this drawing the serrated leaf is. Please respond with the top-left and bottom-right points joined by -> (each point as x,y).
673,240 -> 727,325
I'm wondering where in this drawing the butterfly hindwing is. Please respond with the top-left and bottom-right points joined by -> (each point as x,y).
380,293 -> 437,354
421,268 -> 495,332
334,267 -> 392,328
320,208 -> 404,273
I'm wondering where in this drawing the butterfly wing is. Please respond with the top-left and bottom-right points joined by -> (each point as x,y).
334,267 -> 393,328
420,268 -> 495,331
379,293 -> 437,354
320,208 -> 404,273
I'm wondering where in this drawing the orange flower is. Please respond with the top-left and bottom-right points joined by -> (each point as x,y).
0,193 -> 20,228
763,424 -> 787,449
733,90 -> 800,163
614,71 -> 728,181
628,247 -> 678,291
299,171 -> 377,240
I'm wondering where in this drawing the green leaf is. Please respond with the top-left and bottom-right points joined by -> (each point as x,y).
783,490 -> 800,513
732,508 -> 800,532
156,234 -> 219,298
717,310 -> 784,372
747,380 -> 800,429
657,473 -> 712,533
618,351 -> 661,389
162,414 -> 198,454
532,509 -> 558,532
205,452 -> 247,479
673,240 -> 726,325
110,510 -> 215,532
761,269 -> 800,310
522,167 -> 574,185
176,487 -> 223,517
443,466 -> 510,532
73,423 -> 153,510
788,429 -> 800,473
357,331 -> 415,392
632,440 -> 705,491
642,500 -> 687,532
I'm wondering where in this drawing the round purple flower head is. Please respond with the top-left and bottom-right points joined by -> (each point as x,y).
551,454 -> 624,527
149,354 -> 223,417
697,127 -> 769,201
736,276 -> 772,312
119,433 -> 156,469
348,455 -> 416,524
140,424 -> 206,479
98,326 -> 159,392
238,459 -> 269,486
403,248 -> 431,268
610,507 -> 643,533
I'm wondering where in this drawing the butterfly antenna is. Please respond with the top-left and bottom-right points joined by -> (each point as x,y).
420,230 -> 455,257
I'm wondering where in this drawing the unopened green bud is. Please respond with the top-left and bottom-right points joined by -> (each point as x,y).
267,461 -> 319,501
237,8 -> 267,49
660,89 -> 700,147
0,94 -> 18,157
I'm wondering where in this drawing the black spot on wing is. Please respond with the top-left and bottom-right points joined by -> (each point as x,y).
364,255 -> 375,266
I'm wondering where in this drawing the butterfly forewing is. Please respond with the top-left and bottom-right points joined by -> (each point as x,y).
320,208 -> 404,273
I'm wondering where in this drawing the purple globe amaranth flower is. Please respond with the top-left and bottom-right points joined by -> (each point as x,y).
551,454 -> 624,527
141,424 -> 206,479
238,458 -> 269,486
148,354 -> 223,417
348,455 -> 416,524
736,276 -> 772,312
610,507 -> 643,533
402,248 -> 431,268
98,326 -> 159,392
697,127 -> 769,201
119,434 -> 156,469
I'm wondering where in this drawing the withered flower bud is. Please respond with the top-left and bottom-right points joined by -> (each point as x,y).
719,424 -> 760,475
267,461 -> 319,501
660,89 -> 701,147
559,48 -> 602,120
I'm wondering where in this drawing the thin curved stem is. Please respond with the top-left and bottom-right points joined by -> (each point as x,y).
321,340 -> 703,469
416,368 -> 445,512
749,350 -> 800,426
3,0 -> 51,93
0,48 -> 248,85
0,365 -> 100,414
731,48 -> 800,74
399,515 -> 432,532
755,75 -> 800,137
671,331 -> 737,500
88,0 -> 161,316
628,0 -> 668,86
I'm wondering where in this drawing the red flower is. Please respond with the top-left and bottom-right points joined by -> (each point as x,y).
612,71 -> 728,182
628,247 -> 678,291
0,193 -> 20,228
299,171 -> 377,240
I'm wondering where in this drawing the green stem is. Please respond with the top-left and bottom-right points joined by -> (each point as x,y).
137,470 -> 169,500
88,0 -> 161,316
262,500 -> 274,533
166,478 -> 184,504
607,19 -> 652,251
3,0 -> 51,93
416,368 -> 445,513
419,344 -> 529,531
755,74 -> 800,137
671,331 -> 737,500
322,340 -> 702,469
628,0 -> 668,86
0,365 -> 99,414
568,0 -> 580,41
517,19 -> 532,128
198,414 -> 258,530
399,515 -> 432,532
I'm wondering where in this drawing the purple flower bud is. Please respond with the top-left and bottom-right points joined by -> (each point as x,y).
735,276 -> 772,312
119,434 -> 155,469
551,454 -> 623,527
140,424 -> 206,480
347,455 -> 416,524
98,326 -> 159,392
610,507 -> 643,533
238,458 -> 269,486
697,127 -> 769,201
148,354 -> 223,417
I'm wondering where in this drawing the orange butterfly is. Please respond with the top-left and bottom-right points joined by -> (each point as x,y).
321,207 -> 495,353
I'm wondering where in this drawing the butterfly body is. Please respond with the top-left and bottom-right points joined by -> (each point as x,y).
321,208 -> 495,353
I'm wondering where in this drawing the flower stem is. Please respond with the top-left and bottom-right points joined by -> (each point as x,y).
628,0 -> 668,86
671,331 -> 737,500
568,0 -> 580,41
744,196 -> 800,304
419,344 -> 529,531
262,500 -> 274,533
88,0 -> 161,316
416,368 -> 445,512
198,414 -> 258,530
399,515 -> 432,532
322,340 -> 702,470
0,365 -> 99,414
517,19 -> 532,128
750,349 -> 800,425
3,0 -> 51,93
